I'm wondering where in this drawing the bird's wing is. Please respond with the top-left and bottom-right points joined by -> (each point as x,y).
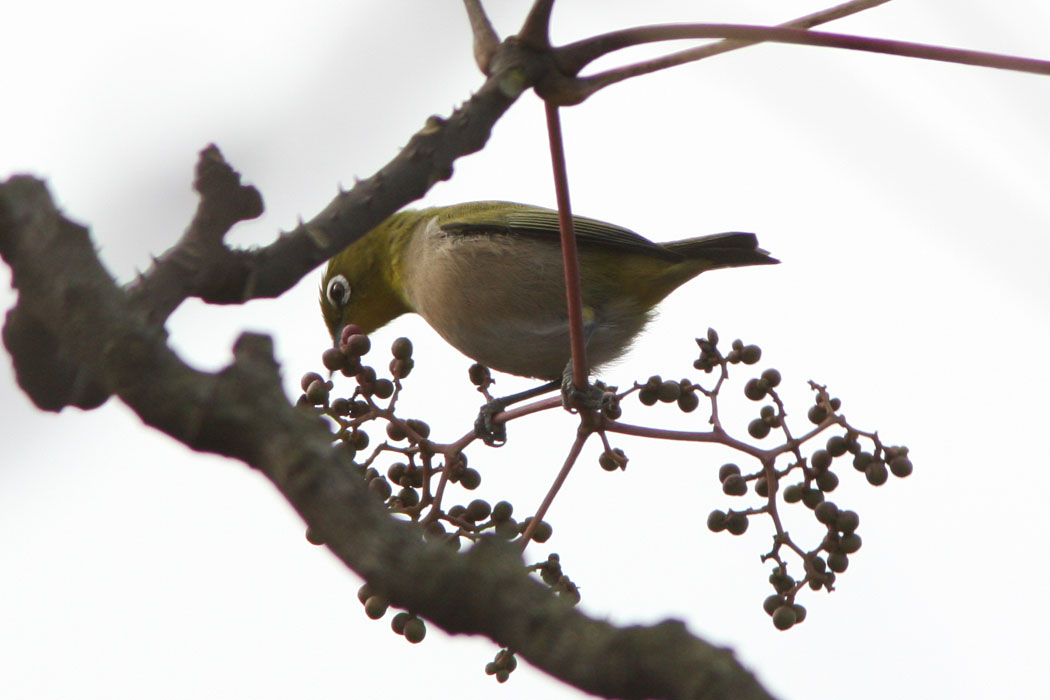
437,201 -> 683,261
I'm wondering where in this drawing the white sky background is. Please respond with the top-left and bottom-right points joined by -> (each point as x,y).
2,1 -> 1048,698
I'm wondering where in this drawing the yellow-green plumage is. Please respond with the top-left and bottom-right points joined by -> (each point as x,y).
321,201 -> 776,380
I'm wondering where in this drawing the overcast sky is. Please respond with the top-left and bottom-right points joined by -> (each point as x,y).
2,2 -> 1049,699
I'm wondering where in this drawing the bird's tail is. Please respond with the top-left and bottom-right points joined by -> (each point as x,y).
664,232 -> 778,269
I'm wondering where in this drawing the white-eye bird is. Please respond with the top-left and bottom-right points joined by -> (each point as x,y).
321,201 -> 776,383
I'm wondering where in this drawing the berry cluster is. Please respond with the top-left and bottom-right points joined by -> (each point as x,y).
622,329 -> 913,630
299,329 -> 570,674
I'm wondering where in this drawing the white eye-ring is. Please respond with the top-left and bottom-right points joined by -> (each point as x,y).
326,275 -> 351,307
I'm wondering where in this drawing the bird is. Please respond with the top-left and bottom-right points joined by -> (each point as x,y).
320,201 -> 776,440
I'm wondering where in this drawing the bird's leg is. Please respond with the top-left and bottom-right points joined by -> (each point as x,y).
475,379 -> 560,447
559,361 -> 611,413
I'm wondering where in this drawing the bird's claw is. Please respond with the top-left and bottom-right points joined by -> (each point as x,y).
475,400 -> 508,447
560,374 -> 612,413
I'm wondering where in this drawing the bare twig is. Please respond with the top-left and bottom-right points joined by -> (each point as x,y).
544,102 -> 590,396
462,0 -> 500,73
520,430 -> 590,548
544,22 -> 1050,103
519,0 -> 555,49
561,0 -> 892,101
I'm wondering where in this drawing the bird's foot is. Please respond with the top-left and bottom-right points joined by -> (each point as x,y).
474,399 -> 510,447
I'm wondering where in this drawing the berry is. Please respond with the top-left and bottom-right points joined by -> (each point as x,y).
772,605 -> 796,630
826,435 -> 848,457
363,595 -> 388,620
748,418 -> 771,439
890,456 -> 913,477
865,460 -> 889,486
810,449 -> 831,471
744,378 -> 769,401
740,344 -> 762,364
391,337 -> 413,359
403,617 -> 426,644
722,474 -> 748,496
718,463 -> 742,482
725,512 -> 749,535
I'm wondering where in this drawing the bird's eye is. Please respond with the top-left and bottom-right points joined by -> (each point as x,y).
326,275 -> 351,307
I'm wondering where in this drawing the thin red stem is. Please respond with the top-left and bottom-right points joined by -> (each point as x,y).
544,102 -> 589,393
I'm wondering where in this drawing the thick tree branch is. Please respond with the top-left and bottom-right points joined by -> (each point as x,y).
0,176 -> 776,700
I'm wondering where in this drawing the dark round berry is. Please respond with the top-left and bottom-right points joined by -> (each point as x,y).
810,449 -> 831,471
391,611 -> 410,635
744,378 -> 769,401
403,617 -> 426,643
386,462 -> 406,484
357,583 -> 374,605
761,368 -> 781,387
368,476 -> 392,501
755,476 -> 770,497
350,430 -> 370,450
306,379 -> 330,405
865,460 -> 889,486
406,419 -> 431,438
808,404 -> 828,424
836,510 -> 860,534
763,595 -> 784,616
390,357 -> 414,378
386,421 -> 407,442
801,487 -> 824,509
638,387 -> 659,406
826,435 -> 848,457
301,372 -> 324,392
531,520 -> 553,543
783,484 -> 803,503
658,380 -> 681,403
815,471 -> 839,493
748,418 -> 771,439
345,333 -> 371,356
828,552 -> 849,573
853,452 -> 873,472
740,344 -> 762,365
465,499 -> 491,521
772,605 -> 796,630
373,378 -> 394,399
397,487 -> 419,507
718,463 -> 741,482
814,501 -> 839,525
791,604 -> 807,624
890,456 -> 913,477
391,337 -> 413,359
722,474 -> 748,496
840,533 -> 862,553
677,391 -> 700,412
363,595 -> 388,620
726,512 -> 749,535
321,348 -> 346,371
707,510 -> 727,532
491,501 -> 513,523
460,468 -> 481,490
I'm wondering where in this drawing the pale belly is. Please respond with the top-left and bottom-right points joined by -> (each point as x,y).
401,227 -> 650,379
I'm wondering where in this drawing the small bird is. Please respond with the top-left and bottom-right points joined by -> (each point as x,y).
321,201 -> 777,384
